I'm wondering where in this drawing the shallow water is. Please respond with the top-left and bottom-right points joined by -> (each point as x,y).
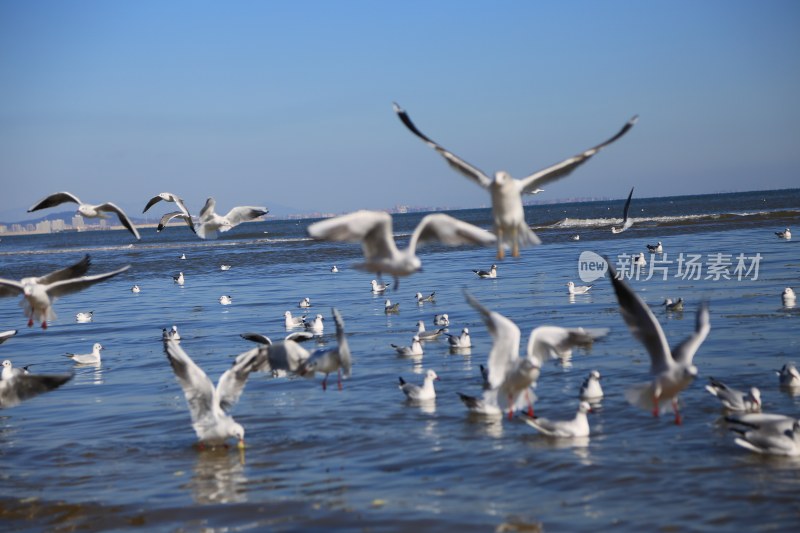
1,189 -> 799,531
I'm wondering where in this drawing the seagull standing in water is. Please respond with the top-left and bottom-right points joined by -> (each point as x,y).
611,187 -> 635,234
609,263 -> 710,424
164,340 -> 266,449
28,191 -> 141,240
393,102 -> 637,259
307,210 -> 496,289
0,256 -> 129,329
65,343 -> 103,365
195,198 -> 268,240
298,308 -> 352,390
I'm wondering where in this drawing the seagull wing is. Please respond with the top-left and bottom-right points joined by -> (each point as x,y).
222,206 -> 268,227
516,116 -> 638,194
332,307 -> 352,377
163,340 -> 217,424
143,195 -> 165,213
608,262 -> 673,374
96,202 -> 140,240
0,329 -> 17,344
44,265 -> 131,298
526,326 -> 608,366
157,211 -> 196,233
199,197 -> 216,221
0,278 -> 25,298
36,255 -> 92,285
307,210 -> 398,263
672,302 -> 710,367
621,186 -> 634,226
393,102 -> 492,189
465,291 -> 521,390
216,346 -> 267,412
240,333 -> 272,345
0,373 -> 73,408
409,213 -> 497,253
28,191 -> 82,212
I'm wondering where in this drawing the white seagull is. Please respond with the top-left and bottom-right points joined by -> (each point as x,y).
330,265 -> 339,273
220,264 -> 231,271
433,314 -> 450,326
173,272 -> 185,286
473,264 -> 497,279
143,191 -> 192,218
777,363 -> 800,388
775,228 -> 791,240
195,197 -> 268,240
163,325 -> 182,341
663,298 -> 684,312
647,241 -> 663,254
728,413 -> 800,456
633,252 -> 647,268
782,288 -> 796,307
416,321 -> 446,341
299,297 -> 311,308
28,191 -> 141,240
609,263 -> 710,424
131,284 -> 141,293
238,331 -> 314,375
466,291 -> 607,420
284,311 -> 307,329
371,279 -> 389,293
298,308 -> 352,390
219,295 -> 233,305
0,364 -> 73,409
457,391 -> 503,417
399,369 -> 439,401
447,328 -> 472,349
391,335 -> 423,357
393,102 -> 637,259
522,401 -> 592,438
579,370 -> 604,401
156,211 -> 195,234
307,210 -> 496,289
566,281 -> 592,295
415,291 -> 436,304
303,314 -> 324,334
164,339 -> 265,449
0,256 -> 129,329
704,377 -> 761,412
0,330 -> 18,345
611,187 -> 635,234
65,343 -> 103,365
75,311 -> 93,323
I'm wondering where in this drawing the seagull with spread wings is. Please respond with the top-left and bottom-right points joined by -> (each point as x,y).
611,187 -> 635,234
393,103 -> 637,259
196,197 -> 268,240
28,192 -> 140,240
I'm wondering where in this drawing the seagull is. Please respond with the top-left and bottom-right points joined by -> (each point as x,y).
647,241 -> 663,254
303,314 -> 324,334
0,330 -> 18,345
0,364 -> 73,409
433,314 -> 450,326
633,252 -> 647,268
180,253 -> 187,260
2,359 -> 26,380
473,264 -> 497,279
75,311 -> 93,323
219,295 -> 233,305
195,197 -> 268,240
447,328 -> 472,349
457,391 -> 503,417
330,265 -> 339,273
782,288 -> 796,306
131,284 -> 141,293
298,308 -> 352,390
415,291 -> 436,303
371,279 -> 389,293
156,211 -> 195,234
608,262 -> 710,424
399,369 -> 439,401
391,335 -> 423,357
307,210 -> 496,289
663,298 -> 684,312
143,191 -> 192,218
728,414 -> 800,456
163,325 -> 181,341
284,311 -> 307,329
416,321 -> 445,341
28,191 -> 141,240
704,377 -> 761,412
299,297 -> 311,308
0,256 -> 129,329
164,339 -> 265,449
173,272 -> 185,285
522,401 -> 592,438
65,343 -> 103,364
238,331 -> 313,374
220,264 -> 231,271
466,291 -> 607,420
571,234 -> 580,241
384,299 -> 400,314
611,187 -> 635,234
579,370 -> 604,401
393,102 -> 637,259
777,363 -> 800,388
566,281 -> 593,295
775,228 -> 791,240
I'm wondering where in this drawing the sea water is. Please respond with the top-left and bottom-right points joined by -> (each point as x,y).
0,189 -> 798,531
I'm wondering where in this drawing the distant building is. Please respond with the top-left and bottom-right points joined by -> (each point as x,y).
51,219 -> 66,232
35,220 -> 52,233
0,224 -> 6,234
72,215 -> 85,229
11,224 -> 23,232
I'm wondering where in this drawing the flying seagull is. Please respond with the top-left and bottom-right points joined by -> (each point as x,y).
611,187 -> 635,234
307,210 -> 496,289
143,191 -> 192,218
196,197 -> 268,240
0,364 -> 73,409
393,102 -> 637,259
28,191 -> 140,240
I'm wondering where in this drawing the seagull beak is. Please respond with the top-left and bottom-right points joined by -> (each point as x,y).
237,439 -> 246,450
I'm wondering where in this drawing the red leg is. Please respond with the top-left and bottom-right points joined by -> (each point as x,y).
42,321 -> 48,330
322,376 -> 328,391
507,395 -> 514,420
526,390 -> 534,417
28,318 -> 33,327
672,398 -> 682,425
652,394 -> 660,417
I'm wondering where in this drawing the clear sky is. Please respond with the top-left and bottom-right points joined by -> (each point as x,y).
1,0 -> 798,221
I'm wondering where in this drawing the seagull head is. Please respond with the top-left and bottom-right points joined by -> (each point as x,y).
93,343 -> 103,352
749,387 -> 761,407
426,369 -> 440,381
232,422 -> 245,449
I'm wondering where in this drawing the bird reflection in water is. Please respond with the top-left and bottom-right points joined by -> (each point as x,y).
188,447 -> 248,504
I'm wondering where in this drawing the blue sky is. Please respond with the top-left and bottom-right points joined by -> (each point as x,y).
1,1 -> 798,221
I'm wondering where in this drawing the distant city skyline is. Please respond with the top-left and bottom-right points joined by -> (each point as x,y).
2,1 -> 799,223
